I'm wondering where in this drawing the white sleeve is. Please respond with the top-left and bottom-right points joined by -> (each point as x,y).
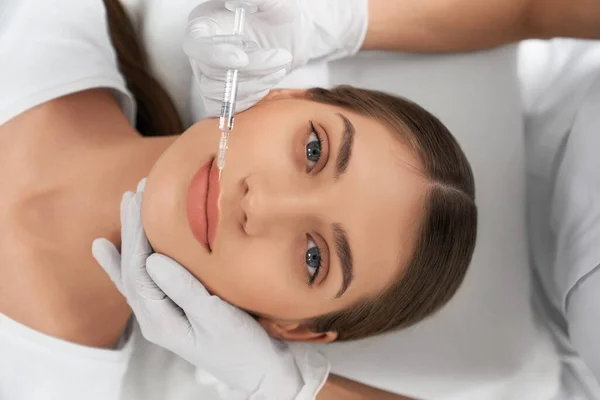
553,73 -> 600,386
518,39 -> 600,181
518,39 -> 600,122
0,0 -> 135,125
553,74 -> 600,311
566,267 -> 600,384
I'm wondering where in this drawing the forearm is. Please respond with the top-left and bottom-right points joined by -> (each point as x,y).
362,0 -> 600,52
316,374 -> 417,400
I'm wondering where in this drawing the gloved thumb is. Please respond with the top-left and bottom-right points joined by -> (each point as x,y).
92,238 -> 124,293
186,42 -> 250,71
146,254 -> 211,309
251,0 -> 296,23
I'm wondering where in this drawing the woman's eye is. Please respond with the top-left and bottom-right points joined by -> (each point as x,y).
306,235 -> 322,285
305,121 -> 322,172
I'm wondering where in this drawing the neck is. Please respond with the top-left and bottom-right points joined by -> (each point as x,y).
59,129 -> 178,346
91,134 -> 177,245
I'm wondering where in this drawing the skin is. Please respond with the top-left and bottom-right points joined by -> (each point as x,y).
363,0 -> 600,53
142,89 -> 428,341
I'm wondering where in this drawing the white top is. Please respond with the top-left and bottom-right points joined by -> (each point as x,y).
0,0 -> 134,125
0,313 -> 134,400
519,39 -> 600,313
519,39 -> 600,398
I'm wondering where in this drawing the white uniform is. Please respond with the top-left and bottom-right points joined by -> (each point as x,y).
519,39 -> 600,394
1,1 -> 598,400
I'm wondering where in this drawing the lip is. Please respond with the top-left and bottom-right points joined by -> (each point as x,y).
186,158 -> 221,251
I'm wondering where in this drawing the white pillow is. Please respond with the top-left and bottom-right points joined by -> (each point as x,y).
315,46 -> 560,400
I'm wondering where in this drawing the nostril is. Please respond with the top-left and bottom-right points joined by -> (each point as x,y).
240,177 -> 250,234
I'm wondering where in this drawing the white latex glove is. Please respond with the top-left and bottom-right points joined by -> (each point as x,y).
92,180 -> 330,400
183,0 -> 368,117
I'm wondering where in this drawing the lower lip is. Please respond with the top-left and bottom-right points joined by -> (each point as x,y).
187,159 -> 220,251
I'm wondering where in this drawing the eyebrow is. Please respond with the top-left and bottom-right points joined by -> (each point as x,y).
334,113 -> 355,179
332,223 -> 354,298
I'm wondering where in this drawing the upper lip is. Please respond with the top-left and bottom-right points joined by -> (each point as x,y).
206,161 -> 214,251
206,158 -> 220,251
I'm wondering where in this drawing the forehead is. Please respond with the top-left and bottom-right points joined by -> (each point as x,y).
328,106 -> 429,299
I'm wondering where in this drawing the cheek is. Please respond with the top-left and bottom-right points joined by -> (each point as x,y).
228,117 -> 296,173
204,243 -> 309,318
141,174 -> 188,257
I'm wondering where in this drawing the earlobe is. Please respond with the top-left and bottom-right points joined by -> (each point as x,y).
258,318 -> 338,343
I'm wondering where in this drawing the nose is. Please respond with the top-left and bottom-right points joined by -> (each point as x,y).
240,175 -> 320,236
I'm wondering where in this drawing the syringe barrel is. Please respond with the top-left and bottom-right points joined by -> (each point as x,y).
219,69 -> 239,132
233,6 -> 245,35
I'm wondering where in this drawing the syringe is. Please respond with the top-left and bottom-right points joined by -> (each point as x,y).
217,3 -> 249,181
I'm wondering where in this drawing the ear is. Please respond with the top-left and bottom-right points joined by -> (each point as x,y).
258,318 -> 338,343
260,89 -> 308,102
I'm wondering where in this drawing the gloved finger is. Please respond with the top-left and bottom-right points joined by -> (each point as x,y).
199,68 -> 285,99
149,256 -> 260,336
187,42 -> 249,71
201,85 -> 273,118
120,191 -> 154,300
235,88 -> 272,114
251,0 -> 296,23
200,97 -> 225,119
135,292 -> 196,346
188,1 -> 228,24
244,48 -> 292,75
91,238 -> 124,293
192,48 -> 290,81
126,191 -> 152,259
120,191 -> 134,244
198,87 -> 270,118
136,178 -> 147,193
146,254 -> 211,309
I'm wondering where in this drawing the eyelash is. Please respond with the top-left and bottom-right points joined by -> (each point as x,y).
306,235 -> 323,285
306,121 -> 323,173
310,121 -> 322,143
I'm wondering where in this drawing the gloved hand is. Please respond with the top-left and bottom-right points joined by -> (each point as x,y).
183,0 -> 368,117
92,179 -> 330,400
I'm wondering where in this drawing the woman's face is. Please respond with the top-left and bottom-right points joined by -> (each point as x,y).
143,90 -> 428,339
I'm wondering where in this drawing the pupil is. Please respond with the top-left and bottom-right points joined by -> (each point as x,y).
306,247 -> 321,268
306,141 -> 321,162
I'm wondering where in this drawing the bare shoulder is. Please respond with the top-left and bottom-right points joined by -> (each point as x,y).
0,88 -> 132,347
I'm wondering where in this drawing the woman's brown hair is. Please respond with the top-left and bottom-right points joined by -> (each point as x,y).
104,1 -> 477,341
305,87 -> 477,341
103,0 -> 183,136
